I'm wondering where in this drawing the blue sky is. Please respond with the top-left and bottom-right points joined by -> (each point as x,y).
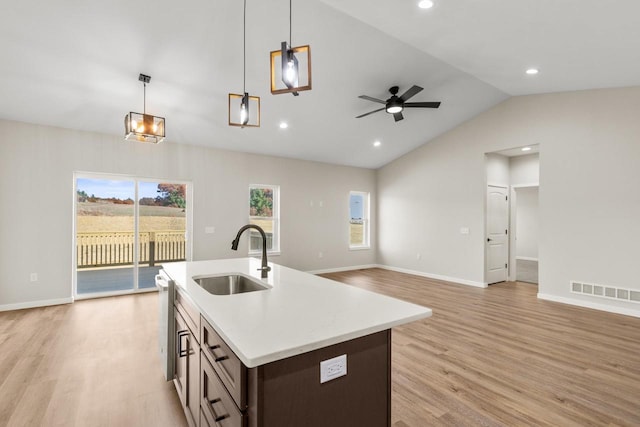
350,194 -> 364,219
77,179 -> 161,200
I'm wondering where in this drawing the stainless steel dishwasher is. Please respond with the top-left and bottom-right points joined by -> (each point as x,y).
155,269 -> 175,381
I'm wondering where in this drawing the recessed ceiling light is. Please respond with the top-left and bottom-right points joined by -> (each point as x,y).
373,140 -> 382,147
526,68 -> 539,75
418,0 -> 434,9
279,122 -> 288,129
522,147 -> 532,152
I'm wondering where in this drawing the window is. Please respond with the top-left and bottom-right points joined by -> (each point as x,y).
349,191 -> 370,249
249,184 -> 280,254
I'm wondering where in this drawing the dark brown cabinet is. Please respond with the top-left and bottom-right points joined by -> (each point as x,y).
174,295 -> 391,427
201,354 -> 245,427
175,290 -> 201,427
201,316 -> 247,410
200,316 -> 392,427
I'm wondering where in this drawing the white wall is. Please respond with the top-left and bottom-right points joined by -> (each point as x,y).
378,86 -> 640,315
515,187 -> 539,260
510,153 -> 539,186
486,153 -> 510,186
0,120 -> 376,309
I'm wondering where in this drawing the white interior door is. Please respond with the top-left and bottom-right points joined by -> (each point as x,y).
486,185 -> 509,284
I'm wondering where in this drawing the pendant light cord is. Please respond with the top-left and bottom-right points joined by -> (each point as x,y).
243,0 -> 247,94
289,0 -> 292,46
143,82 -> 146,114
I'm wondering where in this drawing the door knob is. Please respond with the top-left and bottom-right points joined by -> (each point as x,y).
487,238 -> 492,242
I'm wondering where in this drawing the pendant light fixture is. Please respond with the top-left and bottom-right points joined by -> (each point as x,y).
124,74 -> 165,143
270,0 -> 312,96
229,0 -> 260,127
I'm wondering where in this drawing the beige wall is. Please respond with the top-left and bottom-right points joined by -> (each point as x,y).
378,86 -> 640,315
510,153 -> 539,186
0,120 -> 376,309
515,187 -> 539,260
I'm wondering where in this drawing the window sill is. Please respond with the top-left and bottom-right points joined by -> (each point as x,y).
349,246 -> 370,251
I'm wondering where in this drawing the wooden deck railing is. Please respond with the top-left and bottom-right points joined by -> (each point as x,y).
77,231 -> 186,268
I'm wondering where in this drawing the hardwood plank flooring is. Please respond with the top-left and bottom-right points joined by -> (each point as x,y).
0,294 -> 186,427
321,268 -> 640,427
1,269 -> 639,426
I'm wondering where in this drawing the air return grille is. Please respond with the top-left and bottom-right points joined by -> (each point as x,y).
570,281 -> 640,304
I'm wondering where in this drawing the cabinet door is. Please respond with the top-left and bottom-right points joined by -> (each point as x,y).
187,331 -> 200,426
174,308 -> 188,408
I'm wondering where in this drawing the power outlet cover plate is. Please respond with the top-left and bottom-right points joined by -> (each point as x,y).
320,354 -> 347,383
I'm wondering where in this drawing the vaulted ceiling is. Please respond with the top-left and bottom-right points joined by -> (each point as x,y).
1,0 -> 638,168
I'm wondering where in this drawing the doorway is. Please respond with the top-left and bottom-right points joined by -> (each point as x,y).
485,146 -> 540,285
74,173 -> 191,298
511,185 -> 539,284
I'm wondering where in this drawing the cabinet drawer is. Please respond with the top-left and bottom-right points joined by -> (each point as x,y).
201,354 -> 245,427
176,289 -> 200,344
201,316 -> 247,410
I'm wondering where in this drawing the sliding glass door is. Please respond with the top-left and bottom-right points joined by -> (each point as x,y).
137,181 -> 187,289
74,174 -> 189,298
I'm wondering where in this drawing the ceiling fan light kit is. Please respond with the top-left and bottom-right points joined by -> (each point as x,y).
229,0 -> 260,127
357,85 -> 441,122
124,74 -> 165,143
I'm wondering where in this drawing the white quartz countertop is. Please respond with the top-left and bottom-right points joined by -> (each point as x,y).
162,258 -> 432,368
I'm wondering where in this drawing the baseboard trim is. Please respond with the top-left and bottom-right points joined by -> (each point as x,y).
306,264 -> 379,275
516,256 -> 539,262
537,293 -> 640,319
377,265 -> 488,288
0,297 -> 73,312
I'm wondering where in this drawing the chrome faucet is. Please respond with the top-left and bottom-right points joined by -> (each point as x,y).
231,224 -> 271,278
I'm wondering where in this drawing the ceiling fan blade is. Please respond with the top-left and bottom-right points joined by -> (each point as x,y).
404,101 -> 441,108
399,85 -> 423,102
356,107 -> 385,118
393,112 -> 404,122
358,95 -> 386,104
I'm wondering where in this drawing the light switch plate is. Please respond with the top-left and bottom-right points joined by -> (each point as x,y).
205,226 -> 215,234
320,354 -> 347,384
460,227 -> 470,235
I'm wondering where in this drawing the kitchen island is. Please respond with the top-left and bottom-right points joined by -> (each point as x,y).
162,258 -> 431,427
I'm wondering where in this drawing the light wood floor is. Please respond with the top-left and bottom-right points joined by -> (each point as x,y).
321,269 -> 640,427
1,269 -> 639,426
0,294 -> 187,427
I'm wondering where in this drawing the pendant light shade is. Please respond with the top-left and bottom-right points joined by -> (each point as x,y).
124,74 -> 165,143
270,43 -> 311,96
229,0 -> 260,128
270,0 -> 311,96
229,92 -> 260,127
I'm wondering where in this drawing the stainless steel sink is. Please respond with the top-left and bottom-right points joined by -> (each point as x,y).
193,274 -> 268,295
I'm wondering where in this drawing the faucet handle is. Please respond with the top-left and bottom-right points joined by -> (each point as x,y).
257,266 -> 272,272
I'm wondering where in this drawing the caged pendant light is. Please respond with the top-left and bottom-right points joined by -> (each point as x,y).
124,74 -> 165,143
270,0 -> 311,96
229,0 -> 260,127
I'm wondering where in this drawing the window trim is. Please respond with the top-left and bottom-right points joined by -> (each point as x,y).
349,190 -> 370,250
248,184 -> 280,255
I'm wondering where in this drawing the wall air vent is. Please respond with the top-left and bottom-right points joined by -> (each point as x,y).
570,281 -> 640,304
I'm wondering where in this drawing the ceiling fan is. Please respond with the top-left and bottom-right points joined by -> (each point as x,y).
356,85 -> 441,122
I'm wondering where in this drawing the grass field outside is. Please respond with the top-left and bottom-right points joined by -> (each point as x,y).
350,223 -> 364,245
77,202 -> 365,249
77,202 -> 185,233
